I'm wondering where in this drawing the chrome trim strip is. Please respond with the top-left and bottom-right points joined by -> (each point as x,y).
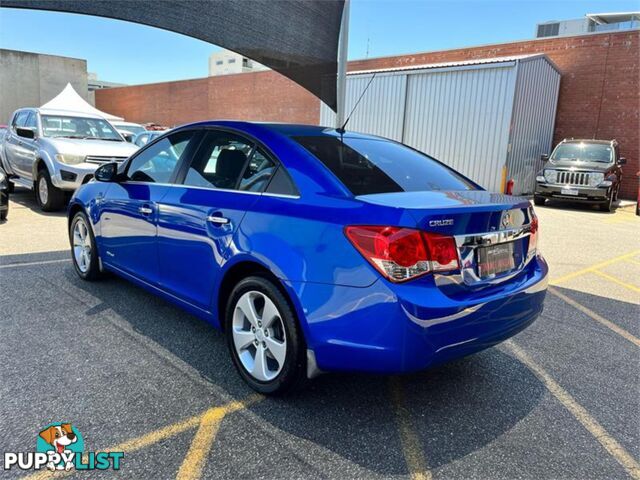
207,215 -> 229,225
122,181 -> 300,199
454,225 -> 531,248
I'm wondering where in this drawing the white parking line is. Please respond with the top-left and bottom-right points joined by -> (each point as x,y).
0,258 -> 70,269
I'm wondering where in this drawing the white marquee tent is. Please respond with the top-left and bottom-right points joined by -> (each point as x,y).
40,83 -> 123,121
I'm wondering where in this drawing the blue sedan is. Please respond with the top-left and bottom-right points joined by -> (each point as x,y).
68,121 -> 548,394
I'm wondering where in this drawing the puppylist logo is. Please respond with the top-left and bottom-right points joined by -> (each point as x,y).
4,423 -> 123,472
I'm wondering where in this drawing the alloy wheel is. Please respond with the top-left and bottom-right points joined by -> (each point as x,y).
72,218 -> 92,273
38,176 -> 48,205
232,290 -> 287,382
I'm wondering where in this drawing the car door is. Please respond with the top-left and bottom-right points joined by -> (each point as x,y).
14,112 -> 39,178
98,129 -> 202,284
4,111 -> 31,177
156,129 -> 277,312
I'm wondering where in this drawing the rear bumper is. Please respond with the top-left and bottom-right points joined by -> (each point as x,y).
290,255 -> 548,374
535,183 -> 609,202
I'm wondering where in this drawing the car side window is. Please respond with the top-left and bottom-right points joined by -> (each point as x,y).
24,113 -> 38,130
127,130 -> 195,183
182,131 -> 253,190
239,147 -> 277,192
135,133 -> 149,147
265,166 -> 299,196
12,111 -> 29,131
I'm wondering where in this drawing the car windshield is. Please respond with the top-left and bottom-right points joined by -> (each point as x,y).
116,124 -> 145,135
292,135 -> 476,195
551,143 -> 613,163
41,115 -> 123,141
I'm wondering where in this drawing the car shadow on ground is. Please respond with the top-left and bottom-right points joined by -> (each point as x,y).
52,258 -> 547,476
8,186 -> 68,217
540,199 -> 622,214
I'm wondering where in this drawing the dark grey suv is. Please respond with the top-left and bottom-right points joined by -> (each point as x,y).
534,139 -> 626,212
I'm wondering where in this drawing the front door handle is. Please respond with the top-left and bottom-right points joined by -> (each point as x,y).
207,215 -> 230,225
139,206 -> 153,215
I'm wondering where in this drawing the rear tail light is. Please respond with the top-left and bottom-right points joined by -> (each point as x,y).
528,215 -> 539,254
345,226 -> 460,282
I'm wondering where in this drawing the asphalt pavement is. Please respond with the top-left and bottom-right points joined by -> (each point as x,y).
0,188 -> 638,479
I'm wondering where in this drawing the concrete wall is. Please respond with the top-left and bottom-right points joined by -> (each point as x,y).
0,49 -> 88,124
96,30 -> 640,199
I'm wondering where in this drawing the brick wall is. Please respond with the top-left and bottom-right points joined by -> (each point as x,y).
95,69 -> 319,127
96,30 -> 639,199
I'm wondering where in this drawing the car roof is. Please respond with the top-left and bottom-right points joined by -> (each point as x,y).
561,138 -> 615,145
175,120 -> 385,141
35,108 -> 106,120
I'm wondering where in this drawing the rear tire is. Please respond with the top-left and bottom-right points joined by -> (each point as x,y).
69,211 -> 101,281
36,168 -> 65,212
225,276 -> 307,395
6,181 -> 14,194
533,195 -> 545,206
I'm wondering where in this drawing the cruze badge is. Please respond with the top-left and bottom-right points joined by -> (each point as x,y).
501,212 -> 512,229
429,219 -> 454,227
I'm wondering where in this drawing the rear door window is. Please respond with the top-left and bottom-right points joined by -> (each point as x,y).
182,131 -> 254,190
293,135 -> 476,196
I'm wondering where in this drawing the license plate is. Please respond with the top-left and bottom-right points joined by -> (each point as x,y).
477,242 -> 515,278
561,188 -> 579,196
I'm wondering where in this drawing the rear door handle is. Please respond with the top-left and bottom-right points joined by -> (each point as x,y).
207,215 -> 230,225
139,206 -> 153,215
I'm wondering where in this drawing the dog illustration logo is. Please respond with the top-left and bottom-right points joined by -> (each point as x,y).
37,423 -> 83,471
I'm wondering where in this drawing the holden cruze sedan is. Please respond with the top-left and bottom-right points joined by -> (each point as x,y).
67,121 -> 548,394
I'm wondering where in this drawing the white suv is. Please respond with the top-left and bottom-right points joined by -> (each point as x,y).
2,108 -> 138,211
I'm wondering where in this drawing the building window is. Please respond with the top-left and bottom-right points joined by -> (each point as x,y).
228,58 -> 236,64
537,23 -> 559,38
242,58 -> 249,66
215,60 -> 223,65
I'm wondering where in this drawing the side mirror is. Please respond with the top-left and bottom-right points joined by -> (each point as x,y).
94,162 -> 119,182
16,127 -> 36,139
122,132 -> 134,143
540,154 -> 549,162
618,157 -> 627,165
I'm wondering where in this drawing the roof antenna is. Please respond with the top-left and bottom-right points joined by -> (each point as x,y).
336,72 -> 377,135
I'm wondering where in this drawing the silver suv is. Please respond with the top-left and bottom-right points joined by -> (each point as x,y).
1,108 -> 138,211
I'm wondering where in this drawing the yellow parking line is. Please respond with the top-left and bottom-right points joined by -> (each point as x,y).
505,341 -> 640,480
24,396 -> 260,480
592,270 -> 640,293
550,250 -> 640,286
176,394 -> 263,480
629,259 -> 640,267
548,287 -> 640,347
389,377 -> 432,480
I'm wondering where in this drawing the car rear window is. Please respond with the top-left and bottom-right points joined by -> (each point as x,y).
292,135 -> 476,196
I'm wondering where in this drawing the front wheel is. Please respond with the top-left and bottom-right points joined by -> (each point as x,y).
36,168 -> 65,211
70,211 -> 101,280
226,276 -> 307,394
599,193 -> 613,212
533,195 -> 546,206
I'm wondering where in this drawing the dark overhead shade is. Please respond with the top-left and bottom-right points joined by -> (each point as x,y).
2,0 -> 345,111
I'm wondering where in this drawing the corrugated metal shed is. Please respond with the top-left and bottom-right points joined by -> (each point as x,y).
320,54 -> 561,194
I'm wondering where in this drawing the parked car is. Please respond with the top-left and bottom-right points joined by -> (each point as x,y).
133,130 -> 166,148
110,121 -> 146,142
1,108 -> 138,211
0,164 -> 9,221
534,139 -> 626,212
68,121 -> 548,394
